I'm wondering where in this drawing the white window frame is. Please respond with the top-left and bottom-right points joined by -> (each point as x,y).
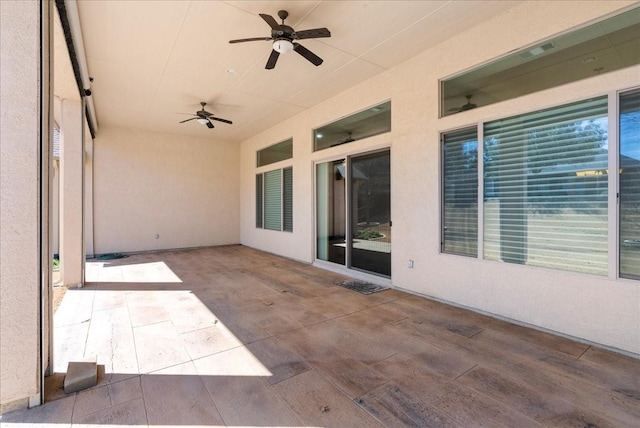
256,166 -> 293,233
440,88 -> 639,281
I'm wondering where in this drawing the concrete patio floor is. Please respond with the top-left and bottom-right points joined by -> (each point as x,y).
2,245 -> 639,427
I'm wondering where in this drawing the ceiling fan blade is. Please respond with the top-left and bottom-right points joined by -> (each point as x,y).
179,117 -> 197,123
259,14 -> 283,33
294,28 -> 331,40
206,121 -> 214,129
266,49 -> 280,69
293,43 -> 323,66
210,116 -> 233,125
229,37 -> 272,44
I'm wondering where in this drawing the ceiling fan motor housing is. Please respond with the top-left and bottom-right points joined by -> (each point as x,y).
278,10 -> 289,21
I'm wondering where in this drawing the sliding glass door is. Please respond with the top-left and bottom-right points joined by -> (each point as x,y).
316,150 -> 391,277
316,160 -> 346,265
351,151 -> 391,276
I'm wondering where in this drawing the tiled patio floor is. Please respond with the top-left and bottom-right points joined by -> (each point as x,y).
3,245 -> 639,427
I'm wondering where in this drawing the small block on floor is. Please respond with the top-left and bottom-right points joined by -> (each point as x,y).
64,357 -> 97,394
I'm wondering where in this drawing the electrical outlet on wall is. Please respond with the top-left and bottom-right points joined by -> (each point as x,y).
408,260 -> 414,268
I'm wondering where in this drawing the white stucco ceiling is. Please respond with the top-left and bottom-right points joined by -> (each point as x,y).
57,0 -> 522,142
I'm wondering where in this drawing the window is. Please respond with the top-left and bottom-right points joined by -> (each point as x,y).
53,125 -> 61,158
283,167 -> 293,232
442,127 -> 478,256
441,90 -> 639,279
483,97 -> 609,275
620,89 -> 640,279
257,138 -> 292,167
256,167 -> 293,232
313,101 -> 391,151
255,174 -> 263,228
264,170 -> 282,230
440,6 -> 640,116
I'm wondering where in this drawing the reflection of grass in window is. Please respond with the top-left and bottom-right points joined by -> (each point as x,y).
355,228 -> 383,240
53,258 -> 59,269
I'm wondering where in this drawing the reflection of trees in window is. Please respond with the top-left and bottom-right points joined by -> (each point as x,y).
443,128 -> 478,256
485,121 -> 606,172
527,121 -> 606,173
483,97 -> 609,275
529,120 -> 607,213
482,138 -> 498,198
444,141 -> 478,207
484,120 -> 608,213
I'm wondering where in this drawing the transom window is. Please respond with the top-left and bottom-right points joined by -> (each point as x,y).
440,6 -> 640,117
257,138 -> 292,167
313,101 -> 391,151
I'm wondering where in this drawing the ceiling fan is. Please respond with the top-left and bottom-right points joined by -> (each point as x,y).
179,102 -> 232,129
229,10 -> 331,70
449,95 -> 477,113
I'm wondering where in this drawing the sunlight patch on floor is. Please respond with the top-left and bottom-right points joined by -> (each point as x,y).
54,288 -> 272,377
85,261 -> 182,283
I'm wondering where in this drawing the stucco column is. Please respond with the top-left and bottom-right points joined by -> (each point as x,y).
84,130 -> 94,257
59,99 -> 85,287
0,0 -> 49,413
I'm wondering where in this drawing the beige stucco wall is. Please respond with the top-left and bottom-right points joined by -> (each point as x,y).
0,0 -> 41,412
240,0 -> 640,355
92,126 -> 240,254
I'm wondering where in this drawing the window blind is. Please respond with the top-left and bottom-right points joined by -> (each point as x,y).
256,174 -> 263,228
283,167 -> 293,232
483,96 -> 609,275
263,169 -> 282,231
442,127 -> 478,256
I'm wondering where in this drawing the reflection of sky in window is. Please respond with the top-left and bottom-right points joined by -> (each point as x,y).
621,111 -> 640,161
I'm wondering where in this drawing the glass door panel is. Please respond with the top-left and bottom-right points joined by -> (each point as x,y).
316,160 -> 346,265
350,150 -> 391,276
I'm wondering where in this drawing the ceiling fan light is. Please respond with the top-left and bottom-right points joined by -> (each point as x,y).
273,39 -> 294,54
197,118 -> 209,125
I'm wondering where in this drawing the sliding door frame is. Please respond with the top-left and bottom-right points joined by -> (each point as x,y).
313,147 -> 392,279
